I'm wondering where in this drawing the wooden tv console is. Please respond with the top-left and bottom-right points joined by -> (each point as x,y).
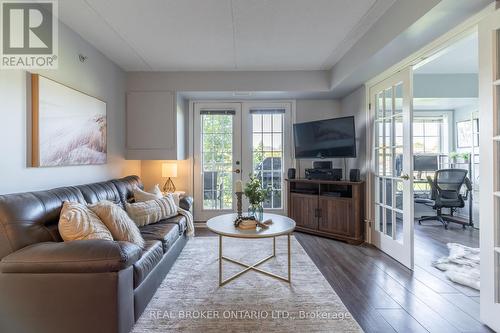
286,179 -> 365,245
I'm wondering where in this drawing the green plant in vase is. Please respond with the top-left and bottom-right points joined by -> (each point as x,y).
449,151 -> 459,164
244,174 -> 271,222
461,152 -> 471,162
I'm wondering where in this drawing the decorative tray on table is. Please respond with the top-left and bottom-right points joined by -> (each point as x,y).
234,216 -> 273,230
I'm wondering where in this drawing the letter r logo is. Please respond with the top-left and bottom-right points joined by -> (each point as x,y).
2,2 -> 53,54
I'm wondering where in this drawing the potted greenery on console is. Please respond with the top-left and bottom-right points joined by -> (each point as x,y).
244,174 -> 270,221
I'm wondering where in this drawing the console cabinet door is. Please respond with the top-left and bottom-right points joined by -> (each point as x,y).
318,197 -> 353,236
289,193 -> 318,230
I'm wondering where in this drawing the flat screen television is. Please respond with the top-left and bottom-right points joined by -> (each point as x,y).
293,116 -> 356,158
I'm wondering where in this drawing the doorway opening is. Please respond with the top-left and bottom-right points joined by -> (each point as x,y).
411,31 -> 480,293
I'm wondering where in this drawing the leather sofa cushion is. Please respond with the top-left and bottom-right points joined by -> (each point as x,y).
140,222 -> 179,253
0,240 -> 141,274
0,188 -> 85,259
133,240 -> 163,288
76,181 -> 122,207
163,215 -> 187,235
179,196 -> 193,211
111,176 -> 143,208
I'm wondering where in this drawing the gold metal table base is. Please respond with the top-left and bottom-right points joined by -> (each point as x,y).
218,234 -> 291,286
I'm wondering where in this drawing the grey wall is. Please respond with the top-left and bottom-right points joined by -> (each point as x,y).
128,71 -> 330,93
294,99 -> 343,177
340,86 -> 367,177
0,22 -> 141,194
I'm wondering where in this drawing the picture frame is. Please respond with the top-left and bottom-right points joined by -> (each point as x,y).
31,74 -> 107,167
456,120 -> 472,148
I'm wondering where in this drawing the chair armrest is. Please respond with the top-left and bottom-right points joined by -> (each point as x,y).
462,177 -> 473,200
426,175 -> 438,200
179,195 -> 193,211
0,240 -> 141,274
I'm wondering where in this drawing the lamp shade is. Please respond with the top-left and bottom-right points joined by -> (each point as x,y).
162,162 -> 178,178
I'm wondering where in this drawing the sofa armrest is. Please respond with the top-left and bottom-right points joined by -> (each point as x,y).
179,195 -> 193,211
0,240 -> 141,274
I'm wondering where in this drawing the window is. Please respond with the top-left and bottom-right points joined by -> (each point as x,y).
413,117 -> 443,153
251,109 -> 284,209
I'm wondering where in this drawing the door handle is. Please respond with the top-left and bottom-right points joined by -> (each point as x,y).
400,174 -> 410,180
233,169 -> 241,174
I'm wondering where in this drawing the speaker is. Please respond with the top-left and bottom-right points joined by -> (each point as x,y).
287,168 -> 296,179
349,169 -> 360,182
313,160 -> 332,169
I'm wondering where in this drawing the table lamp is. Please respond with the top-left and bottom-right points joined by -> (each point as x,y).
161,162 -> 177,193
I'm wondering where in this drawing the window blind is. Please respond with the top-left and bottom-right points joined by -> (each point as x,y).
200,110 -> 236,115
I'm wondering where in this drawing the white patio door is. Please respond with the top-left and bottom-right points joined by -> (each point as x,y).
241,102 -> 292,216
370,68 -> 414,269
193,102 -> 292,221
479,7 -> 500,332
194,103 -> 242,221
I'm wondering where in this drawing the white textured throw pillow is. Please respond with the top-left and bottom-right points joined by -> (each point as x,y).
89,200 -> 145,248
58,201 -> 113,241
126,195 -> 178,227
133,185 -> 162,202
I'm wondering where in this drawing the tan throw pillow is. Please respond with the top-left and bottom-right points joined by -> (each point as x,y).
58,201 -> 113,241
133,185 -> 162,202
89,201 -> 145,248
125,195 -> 177,227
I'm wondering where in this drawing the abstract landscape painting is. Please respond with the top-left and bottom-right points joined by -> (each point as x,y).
32,74 -> 107,167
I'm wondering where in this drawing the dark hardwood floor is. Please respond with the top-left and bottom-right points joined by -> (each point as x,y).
194,222 -> 489,333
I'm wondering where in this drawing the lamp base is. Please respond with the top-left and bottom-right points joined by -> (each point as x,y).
163,178 -> 176,193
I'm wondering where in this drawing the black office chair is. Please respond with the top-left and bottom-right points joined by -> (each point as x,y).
418,169 -> 473,229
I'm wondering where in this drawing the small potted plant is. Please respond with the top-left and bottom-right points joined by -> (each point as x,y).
461,152 -> 471,163
449,151 -> 459,164
244,174 -> 271,222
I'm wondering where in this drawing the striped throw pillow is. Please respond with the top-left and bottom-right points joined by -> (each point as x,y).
125,195 -> 178,227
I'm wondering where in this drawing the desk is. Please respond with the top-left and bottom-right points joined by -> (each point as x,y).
414,179 -> 431,199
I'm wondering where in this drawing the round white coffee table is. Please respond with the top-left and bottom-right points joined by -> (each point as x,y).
207,213 -> 296,286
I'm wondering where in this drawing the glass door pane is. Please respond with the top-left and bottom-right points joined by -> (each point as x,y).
201,113 -> 234,210
251,111 -> 284,209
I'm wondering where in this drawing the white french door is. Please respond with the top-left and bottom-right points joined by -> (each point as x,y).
193,102 -> 292,221
479,7 -> 500,332
370,67 -> 414,269
242,102 -> 292,216
194,103 -> 242,221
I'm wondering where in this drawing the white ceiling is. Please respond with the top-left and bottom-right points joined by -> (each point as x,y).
414,32 -> 478,74
59,0 -> 395,71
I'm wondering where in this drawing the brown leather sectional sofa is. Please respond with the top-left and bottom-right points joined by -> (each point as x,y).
0,176 -> 192,333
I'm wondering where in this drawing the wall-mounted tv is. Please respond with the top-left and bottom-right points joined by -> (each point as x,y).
293,116 -> 356,159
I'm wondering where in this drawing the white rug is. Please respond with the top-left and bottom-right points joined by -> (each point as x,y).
432,243 -> 480,290
132,236 -> 362,332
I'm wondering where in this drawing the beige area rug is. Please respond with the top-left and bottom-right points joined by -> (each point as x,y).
132,236 -> 362,333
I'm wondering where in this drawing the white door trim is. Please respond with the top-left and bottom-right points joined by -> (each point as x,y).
479,7 -> 500,331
